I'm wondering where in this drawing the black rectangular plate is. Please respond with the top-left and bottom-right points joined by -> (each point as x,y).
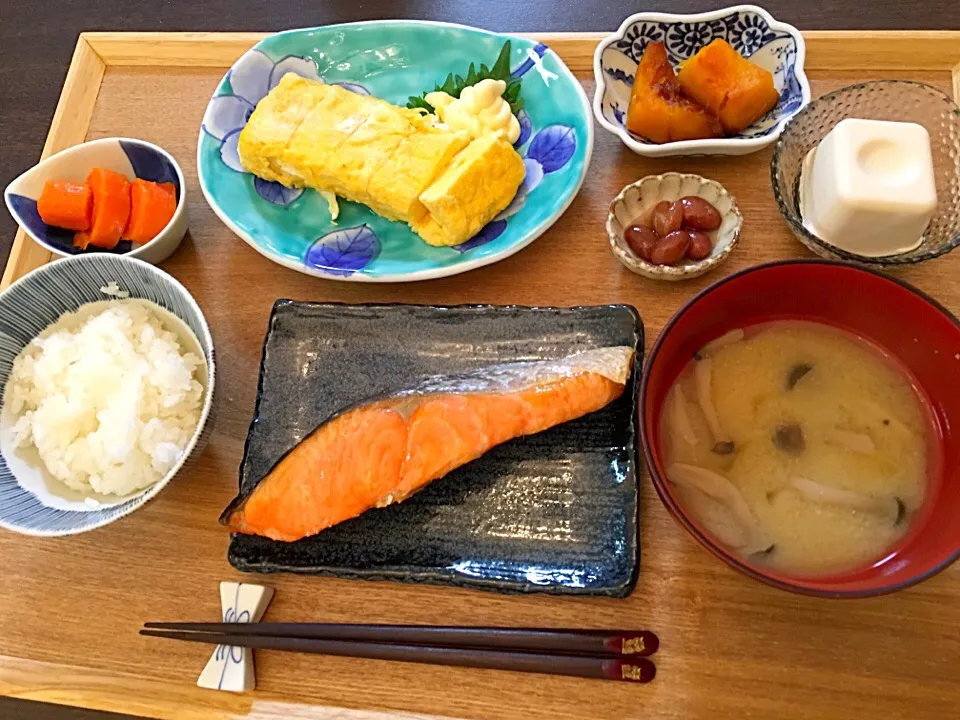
228,302 -> 643,597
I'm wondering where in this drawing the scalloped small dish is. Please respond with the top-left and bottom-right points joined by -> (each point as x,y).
4,138 -> 188,265
593,4 -> 810,157
607,173 -> 742,280
197,21 -> 593,283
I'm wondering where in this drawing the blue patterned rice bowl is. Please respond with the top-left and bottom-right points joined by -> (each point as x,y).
0,255 -> 215,536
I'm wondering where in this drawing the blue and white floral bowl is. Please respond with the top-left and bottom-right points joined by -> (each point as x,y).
593,5 -> 810,157
4,138 -> 188,265
198,21 -> 593,282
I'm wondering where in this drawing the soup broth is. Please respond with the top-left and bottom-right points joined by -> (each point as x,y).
660,320 -> 930,577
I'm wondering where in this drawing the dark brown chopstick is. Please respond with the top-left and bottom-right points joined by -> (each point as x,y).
142,622 -> 658,657
140,628 -> 655,683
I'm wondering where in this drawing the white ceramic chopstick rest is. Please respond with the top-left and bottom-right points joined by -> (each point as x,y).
197,582 -> 274,692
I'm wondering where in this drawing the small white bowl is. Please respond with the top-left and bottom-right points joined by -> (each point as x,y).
607,173 -> 742,280
593,4 -> 811,157
4,137 -> 188,265
0,254 -> 215,536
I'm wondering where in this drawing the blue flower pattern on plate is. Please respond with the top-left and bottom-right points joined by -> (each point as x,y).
667,21 -> 724,57
598,9 -> 806,143
731,14 -> 777,56
527,125 -> 577,173
453,220 -> 509,253
201,49 -> 369,207
514,109 -> 532,147
305,224 -> 381,275
605,67 -> 634,86
253,176 -> 303,206
776,62 -> 804,115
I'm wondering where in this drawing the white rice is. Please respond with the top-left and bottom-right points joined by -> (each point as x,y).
3,300 -> 205,496
99,281 -> 130,299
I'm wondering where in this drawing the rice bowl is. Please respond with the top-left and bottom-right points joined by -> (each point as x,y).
0,253 -> 215,536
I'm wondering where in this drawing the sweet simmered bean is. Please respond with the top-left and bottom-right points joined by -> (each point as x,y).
651,229 -> 692,265
686,230 -> 713,260
679,196 -> 722,231
624,224 -> 659,260
651,200 -> 684,237
623,195 -> 722,268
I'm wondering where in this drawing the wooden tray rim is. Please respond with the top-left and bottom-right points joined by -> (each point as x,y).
3,28 -> 960,719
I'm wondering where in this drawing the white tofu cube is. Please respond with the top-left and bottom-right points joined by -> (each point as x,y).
800,118 -> 937,257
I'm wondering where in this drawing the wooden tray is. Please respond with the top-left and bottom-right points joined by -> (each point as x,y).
2,31 -> 960,720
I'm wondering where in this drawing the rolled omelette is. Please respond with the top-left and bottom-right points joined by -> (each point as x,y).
237,74 -> 526,247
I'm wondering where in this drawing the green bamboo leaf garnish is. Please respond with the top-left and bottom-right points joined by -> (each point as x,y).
406,40 -> 524,115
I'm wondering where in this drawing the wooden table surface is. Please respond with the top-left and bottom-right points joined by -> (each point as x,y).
2,5 -> 960,720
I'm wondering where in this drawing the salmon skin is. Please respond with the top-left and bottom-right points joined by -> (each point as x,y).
221,346 -> 635,542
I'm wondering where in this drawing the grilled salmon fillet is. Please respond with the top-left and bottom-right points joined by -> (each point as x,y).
221,347 -> 634,542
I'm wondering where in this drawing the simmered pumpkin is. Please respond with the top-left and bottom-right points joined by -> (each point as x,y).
626,41 -> 723,143
677,39 -> 780,133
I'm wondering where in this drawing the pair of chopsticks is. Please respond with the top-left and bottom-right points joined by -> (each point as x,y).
141,622 -> 659,683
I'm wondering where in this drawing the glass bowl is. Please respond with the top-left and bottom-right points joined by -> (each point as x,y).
770,80 -> 960,267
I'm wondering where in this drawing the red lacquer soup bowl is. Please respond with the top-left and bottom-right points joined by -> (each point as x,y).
640,260 -> 960,597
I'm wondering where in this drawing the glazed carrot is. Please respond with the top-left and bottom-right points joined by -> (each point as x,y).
36,180 -> 93,231
123,179 -> 177,244
73,231 -> 91,250
86,168 -> 131,249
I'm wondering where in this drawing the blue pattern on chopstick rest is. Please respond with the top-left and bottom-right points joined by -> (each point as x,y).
0,254 -> 215,536
215,584 -> 251,690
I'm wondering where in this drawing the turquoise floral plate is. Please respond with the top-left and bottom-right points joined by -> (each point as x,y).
198,21 -> 593,282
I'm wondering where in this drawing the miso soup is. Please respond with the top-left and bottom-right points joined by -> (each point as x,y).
660,320 -> 932,577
